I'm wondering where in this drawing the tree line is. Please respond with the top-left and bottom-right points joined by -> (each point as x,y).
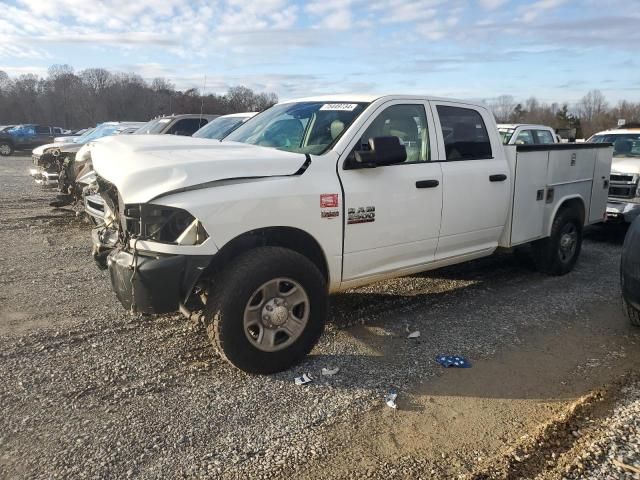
1,64 -> 638,138
486,90 -> 640,139
0,64 -> 278,130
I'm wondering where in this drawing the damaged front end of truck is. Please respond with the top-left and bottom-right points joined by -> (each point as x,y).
30,145 -> 67,187
91,174 -> 212,315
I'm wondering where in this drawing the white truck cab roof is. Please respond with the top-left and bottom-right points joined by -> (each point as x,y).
281,94 -> 481,107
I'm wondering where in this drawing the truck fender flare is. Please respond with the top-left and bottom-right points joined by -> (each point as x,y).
208,226 -> 330,285
547,195 -> 585,237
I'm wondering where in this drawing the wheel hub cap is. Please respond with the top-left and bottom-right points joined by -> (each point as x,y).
243,278 -> 310,352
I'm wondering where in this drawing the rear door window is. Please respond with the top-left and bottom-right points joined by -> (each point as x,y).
35,126 -> 51,135
436,105 -> 492,160
167,118 -> 209,136
515,130 -> 535,145
535,130 -> 555,144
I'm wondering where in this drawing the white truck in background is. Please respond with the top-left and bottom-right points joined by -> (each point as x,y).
498,124 -> 559,145
84,94 -> 612,374
588,126 -> 640,223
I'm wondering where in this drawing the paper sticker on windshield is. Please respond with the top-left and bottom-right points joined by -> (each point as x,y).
320,104 -> 358,111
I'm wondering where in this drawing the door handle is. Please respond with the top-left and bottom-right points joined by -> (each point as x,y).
489,174 -> 507,182
416,180 -> 439,188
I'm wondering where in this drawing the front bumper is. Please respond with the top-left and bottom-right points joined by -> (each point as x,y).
606,199 -> 640,223
29,165 -> 59,186
92,229 -> 210,314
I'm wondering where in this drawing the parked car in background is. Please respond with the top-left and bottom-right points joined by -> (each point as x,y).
622,215 -> 640,326
0,125 -> 15,134
54,128 -> 91,143
498,124 -> 559,145
588,126 -> 640,223
30,122 -> 143,188
0,124 -> 67,156
134,114 -> 219,136
193,112 -> 257,140
85,94 -> 612,373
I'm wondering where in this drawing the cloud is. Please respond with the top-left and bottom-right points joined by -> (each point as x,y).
477,0 -> 509,9
520,0 -> 567,22
306,0 -> 353,30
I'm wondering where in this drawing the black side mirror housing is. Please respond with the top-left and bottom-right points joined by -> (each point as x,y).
344,136 -> 407,170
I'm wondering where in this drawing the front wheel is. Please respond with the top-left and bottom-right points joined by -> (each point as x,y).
532,207 -> 583,275
204,247 -> 328,374
0,141 -> 13,156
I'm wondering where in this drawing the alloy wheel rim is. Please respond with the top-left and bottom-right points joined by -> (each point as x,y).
558,223 -> 578,263
243,277 -> 309,352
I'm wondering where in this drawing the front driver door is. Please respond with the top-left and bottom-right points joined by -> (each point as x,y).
339,101 -> 443,284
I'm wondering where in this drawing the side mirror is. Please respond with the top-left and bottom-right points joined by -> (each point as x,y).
344,136 -> 407,170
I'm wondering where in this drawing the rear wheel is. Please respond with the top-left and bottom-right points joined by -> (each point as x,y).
532,207 -> 583,275
203,246 -> 327,374
624,299 -> 640,327
0,141 -> 13,156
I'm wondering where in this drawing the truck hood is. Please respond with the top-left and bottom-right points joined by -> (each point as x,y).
32,141 -> 76,156
611,156 -> 640,176
89,135 -> 309,204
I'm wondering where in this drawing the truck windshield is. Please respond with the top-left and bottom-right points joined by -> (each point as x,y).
75,124 -> 123,143
498,128 -> 515,144
590,133 -> 640,157
193,116 -> 247,140
223,102 -> 369,154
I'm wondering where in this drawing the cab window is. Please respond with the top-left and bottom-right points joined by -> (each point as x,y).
515,130 -> 534,145
356,104 -> 430,163
535,130 -> 555,144
167,118 -> 208,136
436,105 -> 492,160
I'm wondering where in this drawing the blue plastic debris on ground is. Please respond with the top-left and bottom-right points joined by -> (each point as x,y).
436,355 -> 471,368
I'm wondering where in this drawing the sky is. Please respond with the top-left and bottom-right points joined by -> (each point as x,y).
0,0 -> 638,104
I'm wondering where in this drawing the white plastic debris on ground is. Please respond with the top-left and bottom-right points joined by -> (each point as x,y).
407,331 -> 420,339
385,388 -> 398,409
294,373 -> 313,385
321,367 -> 340,376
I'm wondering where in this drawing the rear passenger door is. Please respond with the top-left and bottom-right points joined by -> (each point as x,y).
430,102 -> 510,260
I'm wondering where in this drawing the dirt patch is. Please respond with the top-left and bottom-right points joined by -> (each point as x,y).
293,301 -> 640,479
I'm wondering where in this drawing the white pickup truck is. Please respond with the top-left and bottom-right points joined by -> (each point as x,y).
587,127 -> 640,223
85,95 -> 612,374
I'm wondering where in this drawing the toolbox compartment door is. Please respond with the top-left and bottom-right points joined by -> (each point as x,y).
510,150 -> 549,246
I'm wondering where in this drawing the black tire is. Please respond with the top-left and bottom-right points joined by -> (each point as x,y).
0,141 -> 13,156
623,299 -> 640,327
532,207 -> 583,276
204,246 -> 328,374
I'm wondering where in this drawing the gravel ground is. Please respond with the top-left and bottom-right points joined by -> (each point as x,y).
0,154 -> 636,479
566,383 -> 640,480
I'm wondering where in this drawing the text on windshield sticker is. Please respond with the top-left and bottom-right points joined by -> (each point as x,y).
320,104 -> 358,111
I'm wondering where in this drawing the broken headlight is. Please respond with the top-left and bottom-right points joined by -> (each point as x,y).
123,204 -> 208,245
